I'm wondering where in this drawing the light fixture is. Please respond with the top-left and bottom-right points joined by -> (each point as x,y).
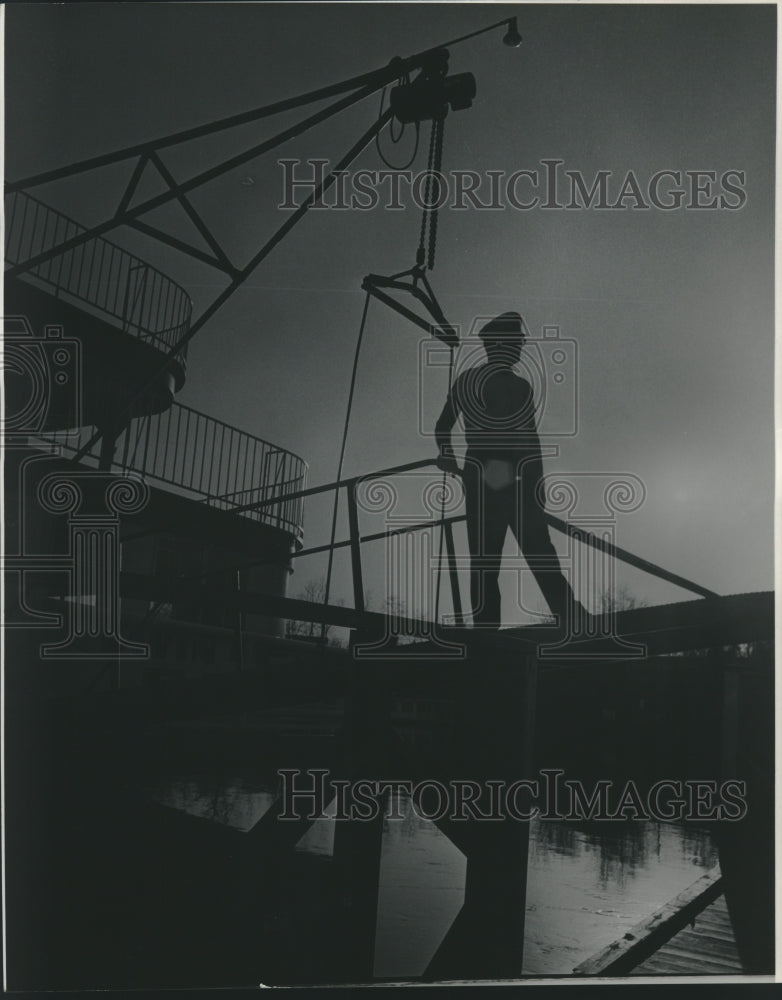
503,18 -> 523,48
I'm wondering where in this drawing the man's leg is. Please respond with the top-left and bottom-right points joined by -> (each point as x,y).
513,458 -> 586,628
463,458 -> 508,628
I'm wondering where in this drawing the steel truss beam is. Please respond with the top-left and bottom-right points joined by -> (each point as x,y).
5,19 -> 517,462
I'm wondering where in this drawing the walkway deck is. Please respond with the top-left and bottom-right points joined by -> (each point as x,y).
574,870 -> 744,977
632,894 -> 742,976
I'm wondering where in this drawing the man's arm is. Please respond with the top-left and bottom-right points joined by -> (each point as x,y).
514,376 -> 543,455
435,376 -> 462,472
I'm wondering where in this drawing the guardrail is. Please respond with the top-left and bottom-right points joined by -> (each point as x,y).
244,458 -> 717,618
5,190 -> 192,370
197,456 -> 717,635
33,402 -> 308,540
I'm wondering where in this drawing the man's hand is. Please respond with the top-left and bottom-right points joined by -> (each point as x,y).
436,452 -> 461,476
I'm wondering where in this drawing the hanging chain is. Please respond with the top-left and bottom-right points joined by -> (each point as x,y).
427,116 -> 445,271
417,119 -> 437,267
416,115 -> 446,273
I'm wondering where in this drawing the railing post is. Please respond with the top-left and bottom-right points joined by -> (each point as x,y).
443,519 -> 463,626
121,261 -> 134,333
347,482 -> 365,614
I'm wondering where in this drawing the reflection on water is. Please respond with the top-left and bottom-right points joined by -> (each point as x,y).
148,771 -> 276,831
376,798 -> 466,978
151,775 -> 719,978
372,795 -> 717,977
522,814 -> 718,976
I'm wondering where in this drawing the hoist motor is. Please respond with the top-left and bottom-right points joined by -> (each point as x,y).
389,48 -> 476,124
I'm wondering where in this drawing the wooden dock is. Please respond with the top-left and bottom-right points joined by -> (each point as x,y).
631,893 -> 741,976
574,870 -> 743,977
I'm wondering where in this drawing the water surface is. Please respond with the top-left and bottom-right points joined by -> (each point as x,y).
151,773 -> 718,977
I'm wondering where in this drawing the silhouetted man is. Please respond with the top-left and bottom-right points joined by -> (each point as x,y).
435,312 -> 585,628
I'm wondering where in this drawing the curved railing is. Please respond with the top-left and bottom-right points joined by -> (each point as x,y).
5,190 -> 192,371
34,401 -> 308,540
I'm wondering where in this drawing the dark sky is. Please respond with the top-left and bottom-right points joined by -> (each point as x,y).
6,3 -> 776,618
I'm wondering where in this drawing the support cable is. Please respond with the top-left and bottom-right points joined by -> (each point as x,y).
321,289 -> 372,639
434,346 -> 455,626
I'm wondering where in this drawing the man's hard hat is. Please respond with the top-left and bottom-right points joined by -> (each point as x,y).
478,311 -> 525,345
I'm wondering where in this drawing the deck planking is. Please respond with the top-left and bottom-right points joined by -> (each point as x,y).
632,894 -> 742,976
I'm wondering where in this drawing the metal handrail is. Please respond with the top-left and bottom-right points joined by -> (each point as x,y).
105,452 -> 719,644
103,450 -> 715,629
5,190 -> 192,368
32,401 -> 308,540
231,457 -> 436,514
237,457 -> 717,620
